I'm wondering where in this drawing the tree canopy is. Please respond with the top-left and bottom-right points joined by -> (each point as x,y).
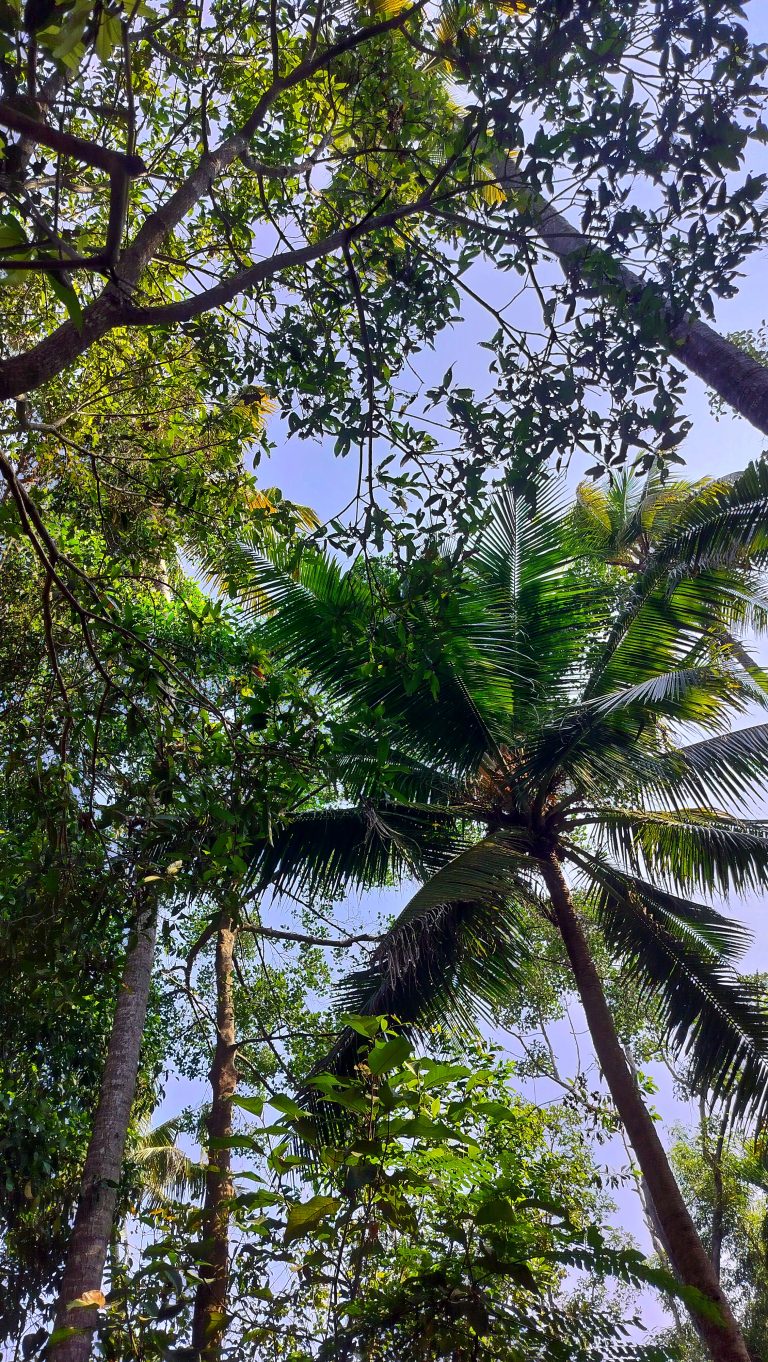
3,2 -> 768,1359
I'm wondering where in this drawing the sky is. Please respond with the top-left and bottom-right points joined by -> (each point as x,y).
161,4 -> 768,1345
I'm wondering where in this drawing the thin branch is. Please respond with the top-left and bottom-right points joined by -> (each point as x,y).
119,193 -> 442,327
240,132 -> 332,181
240,921 -> 379,950
343,237 -> 375,510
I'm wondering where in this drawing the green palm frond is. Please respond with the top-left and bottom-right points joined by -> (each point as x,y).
573,467 -> 710,567
560,719 -> 768,815
249,803 -> 468,904
217,542 -> 510,774
128,1117 -> 205,1208
653,459 -> 768,574
515,670 -> 742,810
319,832 -> 537,1076
672,722 -> 768,809
582,805 -> 768,899
569,849 -> 768,1122
578,663 -> 756,727
574,460 -> 768,581
586,571 -> 745,698
585,462 -> 768,700
332,739 -> 462,806
468,480 -> 607,727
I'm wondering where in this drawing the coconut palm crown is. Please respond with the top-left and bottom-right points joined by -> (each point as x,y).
220,463 -> 768,1116
218,460 -> 768,1360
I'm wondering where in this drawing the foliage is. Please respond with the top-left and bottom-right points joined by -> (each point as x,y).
0,546 -> 331,1343
224,464 -> 768,1122
99,1032 -> 679,1360
3,2 -> 768,1353
0,0 -> 766,571
657,1106 -> 768,1361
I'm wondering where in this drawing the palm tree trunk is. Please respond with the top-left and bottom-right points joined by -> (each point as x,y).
493,155 -> 768,436
191,915 -> 238,1362
540,851 -> 751,1362
50,903 -> 158,1361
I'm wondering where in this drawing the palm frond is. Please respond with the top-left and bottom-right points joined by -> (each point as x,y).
578,664 -> 749,725
250,803 -> 468,904
332,739 -> 462,806
672,722 -> 768,809
581,805 -> 768,899
317,832 -> 537,1077
654,459 -> 768,574
218,542 -> 506,775
557,719 -> 768,816
521,657 -> 768,812
572,468 -> 710,566
467,480 -> 607,729
129,1117 -> 205,1208
568,848 -> 768,1123
585,461 -> 768,700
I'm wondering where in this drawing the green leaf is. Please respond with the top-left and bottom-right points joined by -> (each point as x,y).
338,1013 -> 383,1038
392,1115 -> 468,1143
268,1093 -> 305,1118
476,1194 -> 520,1227
367,1034 -> 412,1075
95,9 -> 122,61
47,273 -> 84,332
0,213 -> 27,252
231,1095 -> 264,1116
419,1061 -> 472,1088
283,1195 -> 342,1246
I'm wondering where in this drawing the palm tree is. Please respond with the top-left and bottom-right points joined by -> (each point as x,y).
571,464 -> 713,571
227,461 -> 768,1362
126,1114 -> 206,1211
574,465 -> 768,694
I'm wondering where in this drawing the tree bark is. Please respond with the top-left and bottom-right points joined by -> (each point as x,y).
191,915 -> 238,1362
493,156 -> 768,437
50,903 -> 158,1360
539,851 -> 751,1362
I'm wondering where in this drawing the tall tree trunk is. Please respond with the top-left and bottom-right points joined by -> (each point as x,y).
701,1097 -> 729,1284
191,915 -> 238,1362
50,903 -> 158,1360
493,155 -> 768,437
539,851 -> 751,1362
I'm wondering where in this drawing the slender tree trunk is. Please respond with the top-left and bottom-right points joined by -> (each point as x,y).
103,1225 -> 129,1362
191,915 -> 238,1362
701,1097 -> 729,1284
540,851 -> 751,1362
492,155 -> 768,436
50,903 -> 158,1360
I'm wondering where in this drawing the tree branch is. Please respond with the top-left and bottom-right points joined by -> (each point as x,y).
240,921 -> 379,949
491,151 -> 768,436
0,2 -> 428,398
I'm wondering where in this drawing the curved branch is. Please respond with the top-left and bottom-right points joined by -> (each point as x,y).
0,191 -> 437,397
0,2 -> 427,399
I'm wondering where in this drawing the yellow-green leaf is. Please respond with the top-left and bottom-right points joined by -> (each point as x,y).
95,11 -> 122,62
